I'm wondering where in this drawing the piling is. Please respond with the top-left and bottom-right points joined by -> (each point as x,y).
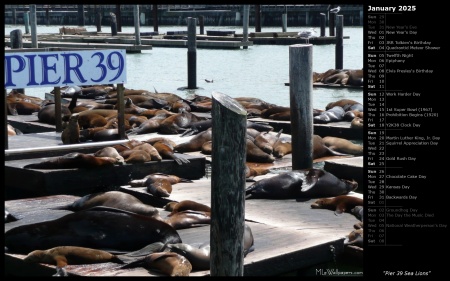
24,12 -> 30,34
53,87 -> 63,133
289,44 -> 313,169
255,5 -> 261,32
110,12 -> 118,36
5,89 -> 8,150
133,5 -> 141,45
187,17 -> 197,89
152,5 -> 158,32
95,6 -> 102,32
210,91 -> 247,276
329,5 -> 336,36
45,7 -> 50,26
12,9 -> 16,25
320,13 -> 326,37
242,5 -> 249,49
335,15 -> 344,69
116,5 -> 122,32
199,15 -> 204,35
281,12 -> 287,32
77,5 -> 85,26
30,5 -> 38,48
117,84 -> 126,140
10,29 -> 23,49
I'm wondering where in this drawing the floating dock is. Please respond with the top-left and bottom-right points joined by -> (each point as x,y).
5,176 -> 363,276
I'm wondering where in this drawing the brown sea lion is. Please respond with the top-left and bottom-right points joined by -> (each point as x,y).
77,109 -> 118,129
146,178 -> 173,198
24,246 -> 124,277
129,173 -> 193,187
260,105 -> 290,119
253,130 -> 282,154
37,103 -> 72,125
52,191 -> 161,219
121,149 -> 153,163
7,100 -> 42,115
246,137 -> 275,163
245,168 -> 358,199
127,118 -> 162,135
93,147 -> 125,164
326,99 -> 361,111
23,152 -> 120,169
158,109 -> 205,134
131,142 -> 163,161
311,195 -> 363,215
344,228 -> 363,248
167,200 -> 211,216
201,140 -> 212,155
346,69 -> 363,86
272,136 -> 292,158
313,135 -> 350,159
321,70 -> 349,84
164,210 -> 211,230
121,252 -> 192,276
351,117 -> 364,129
5,207 -> 182,254
322,136 -> 364,156
175,128 -> 212,153
61,113 -> 80,144
152,140 -> 190,165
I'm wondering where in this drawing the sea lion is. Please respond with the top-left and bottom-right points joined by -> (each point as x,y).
152,139 -> 190,165
344,228 -> 363,248
24,246 -> 124,277
23,152 -> 120,169
310,195 -> 363,215
180,119 -> 213,137
201,141 -> 213,155
166,200 -> 211,216
93,147 -> 125,164
61,113 -> 80,144
253,130 -> 282,154
52,191 -> 161,219
158,109 -> 205,134
126,142 -> 163,162
121,252 -> 192,276
246,120 -> 274,132
146,178 -> 173,198
245,168 -> 358,199
129,173 -> 192,187
5,206 -> 182,254
321,70 -> 349,84
272,136 -> 292,158
175,128 -> 212,153
37,103 -> 72,125
313,106 -> 345,124
163,223 -> 254,270
126,118 -> 162,135
7,123 -> 22,136
322,136 -> 364,156
246,137 -> 275,163
92,128 -> 123,142
326,99 -> 361,111
350,117 -> 363,129
6,100 -> 41,115
346,69 -> 363,86
164,210 -> 211,230
77,109 -> 118,129
351,206 -> 364,222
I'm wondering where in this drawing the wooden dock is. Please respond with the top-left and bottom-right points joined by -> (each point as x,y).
5,176 -> 363,276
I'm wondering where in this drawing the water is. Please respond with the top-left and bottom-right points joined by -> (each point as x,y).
5,25 -> 363,111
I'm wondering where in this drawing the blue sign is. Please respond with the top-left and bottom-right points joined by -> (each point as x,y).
4,49 -> 127,88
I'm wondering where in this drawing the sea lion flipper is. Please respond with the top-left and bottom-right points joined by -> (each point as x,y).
53,266 -> 69,277
334,209 -> 344,216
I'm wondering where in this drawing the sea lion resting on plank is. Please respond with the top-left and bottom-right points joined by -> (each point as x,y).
311,195 -> 363,215
23,152 -> 121,169
5,206 -> 182,254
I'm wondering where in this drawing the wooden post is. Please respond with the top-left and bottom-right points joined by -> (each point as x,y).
24,12 -> 30,34
242,5 -> 249,50
116,5 -> 122,32
30,5 -> 38,48
210,91 -> 247,276
134,5 -> 141,45
110,12 -> 117,36
54,87 -> 63,133
187,17 -> 197,89
96,6 -> 102,32
10,29 -> 23,49
152,5 -> 158,32
255,5 -> 261,32
199,15 -> 204,35
289,44 -> 313,170
335,15 -> 344,69
281,12 -> 287,32
117,84 -> 126,140
329,5 -> 336,36
46,7 -> 50,26
12,9 -> 16,25
235,11 -> 241,26
5,89 -> 8,150
78,5 -> 85,26
320,13 -> 326,37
